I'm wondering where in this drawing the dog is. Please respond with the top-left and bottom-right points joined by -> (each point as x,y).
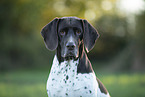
41,17 -> 110,97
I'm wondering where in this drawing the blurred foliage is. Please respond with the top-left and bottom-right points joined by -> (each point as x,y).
0,0 -> 145,71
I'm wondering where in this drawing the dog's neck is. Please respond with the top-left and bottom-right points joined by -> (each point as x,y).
56,43 -> 93,74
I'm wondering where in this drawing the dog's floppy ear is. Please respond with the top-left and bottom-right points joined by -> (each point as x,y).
82,19 -> 99,53
41,18 -> 59,51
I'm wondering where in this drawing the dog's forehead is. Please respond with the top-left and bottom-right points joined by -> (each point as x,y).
58,17 -> 82,28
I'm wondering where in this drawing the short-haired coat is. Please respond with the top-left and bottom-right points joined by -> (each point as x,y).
41,17 -> 110,97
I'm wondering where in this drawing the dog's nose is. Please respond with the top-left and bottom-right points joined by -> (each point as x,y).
66,42 -> 76,50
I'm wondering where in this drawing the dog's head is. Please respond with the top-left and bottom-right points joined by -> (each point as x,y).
41,17 -> 99,60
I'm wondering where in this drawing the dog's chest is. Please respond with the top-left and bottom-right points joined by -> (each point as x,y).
47,56 -> 98,97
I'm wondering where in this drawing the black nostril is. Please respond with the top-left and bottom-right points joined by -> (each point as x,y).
66,42 -> 76,50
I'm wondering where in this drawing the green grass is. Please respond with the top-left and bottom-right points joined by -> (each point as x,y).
99,73 -> 145,97
0,70 -> 48,97
0,70 -> 145,97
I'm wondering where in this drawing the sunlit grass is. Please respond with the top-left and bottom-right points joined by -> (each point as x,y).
0,70 -> 48,97
0,70 -> 145,97
100,73 -> 145,97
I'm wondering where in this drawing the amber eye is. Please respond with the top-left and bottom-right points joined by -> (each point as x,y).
76,30 -> 81,35
60,31 -> 66,36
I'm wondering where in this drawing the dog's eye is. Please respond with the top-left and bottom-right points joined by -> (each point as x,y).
76,30 -> 81,35
60,31 -> 66,36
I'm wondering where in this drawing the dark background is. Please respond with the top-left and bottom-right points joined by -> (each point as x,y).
0,0 -> 145,97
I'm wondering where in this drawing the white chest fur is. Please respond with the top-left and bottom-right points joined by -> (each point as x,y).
47,56 -> 98,97
47,56 -> 111,97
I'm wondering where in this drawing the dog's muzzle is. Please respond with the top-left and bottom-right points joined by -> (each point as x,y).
64,42 -> 78,60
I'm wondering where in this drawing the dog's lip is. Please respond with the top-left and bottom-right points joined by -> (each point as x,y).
65,54 -> 75,58
65,56 -> 75,61
64,52 -> 76,60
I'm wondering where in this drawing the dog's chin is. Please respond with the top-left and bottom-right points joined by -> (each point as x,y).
65,56 -> 75,60
63,53 -> 77,61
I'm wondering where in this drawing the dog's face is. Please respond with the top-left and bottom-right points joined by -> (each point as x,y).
41,17 -> 99,61
57,18 -> 83,60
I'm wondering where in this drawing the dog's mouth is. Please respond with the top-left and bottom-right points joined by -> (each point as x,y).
64,51 -> 76,60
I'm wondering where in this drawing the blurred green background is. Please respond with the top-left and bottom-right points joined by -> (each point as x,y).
0,0 -> 145,97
